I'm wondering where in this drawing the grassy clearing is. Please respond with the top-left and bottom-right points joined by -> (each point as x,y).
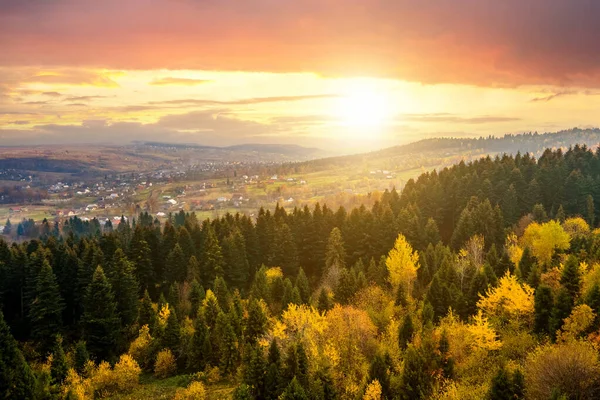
107,374 -> 235,400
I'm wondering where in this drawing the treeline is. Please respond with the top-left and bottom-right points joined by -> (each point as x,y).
3,146 -> 600,399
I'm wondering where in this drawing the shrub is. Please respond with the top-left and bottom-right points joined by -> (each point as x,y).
525,341 -> 600,399
128,325 -> 155,370
173,381 -> 206,400
154,348 -> 177,378
90,355 -> 141,398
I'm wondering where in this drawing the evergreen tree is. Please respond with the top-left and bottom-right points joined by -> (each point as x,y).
0,311 -> 36,399
402,345 -> 432,400
295,268 -> 311,304
201,226 -> 225,283
188,279 -> 205,316
213,276 -> 231,312
233,383 -> 253,400
188,311 -> 209,371
488,366 -> 515,400
129,236 -> 153,296
216,312 -> 238,375
368,353 -> 391,399
317,288 -> 332,313
110,250 -> 139,328
265,339 -> 283,400
250,265 -> 270,302
245,298 -> 267,345
73,341 -> 89,375
50,336 -> 68,385
281,377 -> 308,400
560,255 -> 581,298
585,284 -> 600,330
162,306 -> 181,353
139,289 -> 158,333
222,229 -> 250,290
517,247 -> 535,282
550,288 -> 573,340
398,314 -> 414,350
586,194 -> 595,227
272,223 -> 299,276
244,345 -> 266,398
82,266 -> 120,361
534,285 -> 554,335
325,227 -> 346,271
165,244 -> 187,284
29,259 -> 64,354
532,204 -> 548,223
334,268 -> 355,304
284,342 -> 309,388
555,204 -> 566,223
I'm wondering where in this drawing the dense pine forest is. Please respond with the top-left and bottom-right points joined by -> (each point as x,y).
5,145 -> 600,399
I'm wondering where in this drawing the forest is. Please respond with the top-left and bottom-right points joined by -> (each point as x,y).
4,145 -> 600,399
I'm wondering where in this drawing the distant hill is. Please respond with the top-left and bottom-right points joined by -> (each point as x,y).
273,128 -> 600,176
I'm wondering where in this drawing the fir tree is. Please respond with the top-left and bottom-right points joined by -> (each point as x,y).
188,311 -> 209,371
245,298 -> 267,345
295,268 -> 311,304
201,226 -> 225,283
560,255 -> 581,298
368,353 -> 391,399
188,279 -> 205,317
110,250 -> 139,328
29,259 -> 64,354
162,306 -> 181,353
50,336 -> 68,385
222,229 -> 250,290
82,266 -> 120,361
139,289 -> 158,333
550,288 -> 573,340
73,341 -> 89,375
165,244 -> 187,284
265,339 -> 283,400
244,345 -> 266,398
233,384 -> 253,400
398,314 -> 414,350
216,312 -> 238,375
281,377 -> 308,400
488,366 -> 515,400
317,288 -> 332,313
0,311 -> 36,399
517,247 -> 535,282
534,285 -> 554,335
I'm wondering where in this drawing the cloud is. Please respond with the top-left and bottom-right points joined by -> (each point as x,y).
42,91 -> 62,97
401,113 -> 521,124
149,77 -> 212,86
530,89 -> 600,102
64,95 -> 108,102
151,94 -> 338,106
23,70 -> 119,87
7,120 -> 30,125
2,0 -> 600,86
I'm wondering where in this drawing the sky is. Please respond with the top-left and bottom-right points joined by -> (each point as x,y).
1,0 -> 600,152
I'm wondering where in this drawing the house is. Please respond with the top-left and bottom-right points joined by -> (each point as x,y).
217,196 -> 228,202
156,212 -> 166,217
167,199 -> 178,205
109,193 -> 119,199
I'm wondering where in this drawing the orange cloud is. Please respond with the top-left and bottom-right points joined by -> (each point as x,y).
149,77 -> 212,86
2,1 -> 600,87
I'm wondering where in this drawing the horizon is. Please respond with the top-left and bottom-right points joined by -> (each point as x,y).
2,1 -> 600,152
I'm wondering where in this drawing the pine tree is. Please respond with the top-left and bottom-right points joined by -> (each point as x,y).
272,223 -> 299,276
188,311 -> 209,371
73,341 -> 89,375
517,247 -> 535,282
402,345 -> 432,399
188,279 -> 205,317
139,289 -> 158,333
216,312 -> 238,375
368,353 -> 391,399
222,229 -> 250,290
29,259 -> 64,354
556,204 -> 566,223
110,250 -> 139,328
187,255 -> 201,283
245,298 -> 267,345
50,336 -> 68,385
82,266 -> 120,361
285,342 -> 309,388
398,314 -> 414,350
586,194 -> 595,227
334,268 -> 356,304
233,384 -> 253,400
560,255 -> 581,298
534,285 -> 554,335
325,227 -> 346,271
585,284 -> 600,330
295,268 -> 311,304
488,366 -> 515,400
550,288 -> 573,340
281,377 -> 308,400
201,226 -> 225,283
317,288 -> 332,313
244,345 -> 266,398
162,306 -> 181,353
265,339 -> 283,400
0,311 -> 36,399
129,235 -> 153,296
250,265 -> 270,302
166,244 -> 187,284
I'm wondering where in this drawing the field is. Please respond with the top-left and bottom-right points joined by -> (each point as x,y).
106,375 -> 235,400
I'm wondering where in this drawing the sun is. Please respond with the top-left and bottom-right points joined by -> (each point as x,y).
333,84 -> 395,128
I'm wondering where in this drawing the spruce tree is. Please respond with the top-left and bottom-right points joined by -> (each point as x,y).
29,259 -> 64,354
295,268 -> 311,304
139,289 -> 158,333
213,276 -> 231,312
188,279 -> 205,317
245,298 -> 267,345
50,336 -> 68,385
188,311 -> 209,371
317,288 -> 332,313
585,284 -> 600,330
216,312 -> 238,375
398,314 -> 414,350
265,339 -> 283,400
517,247 -> 535,282
73,341 -> 89,375
534,285 -> 554,335
222,229 -> 250,290
488,366 -> 515,400
368,353 -> 391,399
281,377 -> 308,400
244,345 -> 266,398
201,226 -> 225,283
233,384 -> 253,400
250,265 -> 270,302
110,250 -> 139,328
165,244 -> 187,284
560,255 -> 581,298
162,306 -> 181,353
0,311 -> 36,399
550,288 -> 573,340
82,266 -> 120,361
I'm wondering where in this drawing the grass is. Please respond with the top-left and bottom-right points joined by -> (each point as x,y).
107,374 -> 235,400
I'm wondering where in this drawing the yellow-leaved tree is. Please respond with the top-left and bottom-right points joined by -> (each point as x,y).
363,380 -> 383,400
386,234 -> 419,293
467,310 -> 502,351
521,220 -> 570,266
477,272 -> 534,325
